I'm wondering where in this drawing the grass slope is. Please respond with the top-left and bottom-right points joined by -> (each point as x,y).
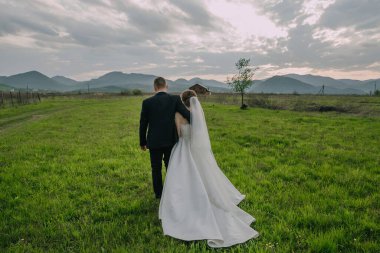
0,97 -> 379,252
0,83 -> 14,91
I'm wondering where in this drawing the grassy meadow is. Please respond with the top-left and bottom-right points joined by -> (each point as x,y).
0,95 -> 379,252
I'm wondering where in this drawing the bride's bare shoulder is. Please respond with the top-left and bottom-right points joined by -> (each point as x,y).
175,112 -> 182,119
175,112 -> 188,124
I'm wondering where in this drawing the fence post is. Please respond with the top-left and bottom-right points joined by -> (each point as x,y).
37,93 -> 41,102
17,91 -> 21,104
10,92 -> 14,106
0,91 -> 3,106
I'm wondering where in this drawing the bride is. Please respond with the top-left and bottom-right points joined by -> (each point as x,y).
159,90 -> 259,248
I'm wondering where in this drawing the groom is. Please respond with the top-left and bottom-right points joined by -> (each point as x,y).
139,77 -> 190,199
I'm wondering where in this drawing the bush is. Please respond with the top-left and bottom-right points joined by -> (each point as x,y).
375,90 -> 380,96
240,103 -> 248,110
248,96 -> 281,110
120,90 -> 132,96
132,89 -> 142,95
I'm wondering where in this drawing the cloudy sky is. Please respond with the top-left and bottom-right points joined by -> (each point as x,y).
1,0 -> 379,81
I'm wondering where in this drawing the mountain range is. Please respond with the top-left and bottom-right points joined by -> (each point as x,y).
0,70 -> 378,95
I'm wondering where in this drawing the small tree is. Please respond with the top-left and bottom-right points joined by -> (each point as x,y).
227,58 -> 257,109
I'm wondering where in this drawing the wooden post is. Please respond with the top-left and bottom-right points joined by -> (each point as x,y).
18,90 -> 21,104
26,84 -> 29,104
0,91 -> 3,106
37,92 -> 41,102
10,92 -> 14,106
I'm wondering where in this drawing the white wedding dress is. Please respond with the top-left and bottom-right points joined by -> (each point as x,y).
159,97 -> 259,248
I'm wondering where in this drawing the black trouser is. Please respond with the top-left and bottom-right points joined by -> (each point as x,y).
149,146 -> 173,198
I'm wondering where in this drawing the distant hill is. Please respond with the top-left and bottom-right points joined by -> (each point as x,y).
0,71 -> 228,93
251,76 -> 365,94
2,71 -> 67,91
248,80 -> 263,92
337,79 -> 375,93
0,70 -> 377,94
0,83 -> 14,91
174,78 -> 190,86
79,72 -> 229,93
286,74 -> 376,93
88,72 -> 146,88
338,79 -> 365,86
252,76 -> 317,94
359,79 -> 379,93
285,74 -> 347,89
80,72 -> 178,92
52,76 -> 79,87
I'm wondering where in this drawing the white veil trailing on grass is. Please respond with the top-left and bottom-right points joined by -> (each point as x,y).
188,96 -> 258,247
190,97 -> 211,150
189,96 -> 246,204
159,96 -> 259,248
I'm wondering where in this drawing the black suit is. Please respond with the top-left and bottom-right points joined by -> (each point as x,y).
139,92 -> 190,198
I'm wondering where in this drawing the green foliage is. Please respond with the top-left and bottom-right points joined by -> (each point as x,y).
120,89 -> 143,96
0,97 -> 379,252
0,83 -> 13,91
120,89 -> 132,95
374,90 -> 380,96
198,93 -> 380,116
132,89 -> 143,96
227,58 -> 258,108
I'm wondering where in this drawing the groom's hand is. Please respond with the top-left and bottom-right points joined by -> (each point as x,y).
140,145 -> 147,151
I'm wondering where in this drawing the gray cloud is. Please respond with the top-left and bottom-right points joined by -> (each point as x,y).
249,0 -> 380,73
0,0 -> 379,80
253,0 -> 305,25
319,0 -> 380,30
169,0 -> 222,30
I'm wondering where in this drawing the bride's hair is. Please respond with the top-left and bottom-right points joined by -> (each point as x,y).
181,89 -> 197,107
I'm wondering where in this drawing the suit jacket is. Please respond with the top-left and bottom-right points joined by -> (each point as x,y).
139,92 -> 191,149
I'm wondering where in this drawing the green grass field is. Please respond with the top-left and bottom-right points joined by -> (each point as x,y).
1,96 -> 379,252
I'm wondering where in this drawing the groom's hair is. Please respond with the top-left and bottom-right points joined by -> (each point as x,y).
154,77 -> 166,89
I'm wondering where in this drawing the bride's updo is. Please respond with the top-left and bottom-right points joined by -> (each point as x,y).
181,89 -> 197,107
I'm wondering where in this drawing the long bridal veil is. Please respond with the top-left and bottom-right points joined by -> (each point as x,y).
159,97 -> 258,248
189,96 -> 212,150
189,97 -> 247,206
189,97 -> 258,247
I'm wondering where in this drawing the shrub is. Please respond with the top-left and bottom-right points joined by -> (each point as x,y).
120,90 -> 132,96
248,96 -> 281,110
132,89 -> 142,95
